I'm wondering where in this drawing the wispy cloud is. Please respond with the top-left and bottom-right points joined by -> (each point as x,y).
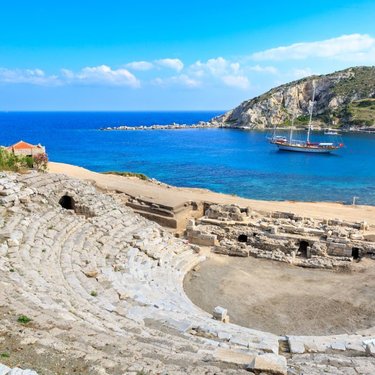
61,65 -> 140,87
247,64 -> 278,74
0,68 -> 60,86
1,34 -> 374,92
153,74 -> 201,88
221,75 -> 250,89
252,34 -> 375,61
125,61 -> 154,71
190,57 -> 250,89
155,58 -> 184,71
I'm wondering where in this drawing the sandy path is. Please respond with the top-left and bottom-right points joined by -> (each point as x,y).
48,161 -> 375,226
184,255 -> 375,336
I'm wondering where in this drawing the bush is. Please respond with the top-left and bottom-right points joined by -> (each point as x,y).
17,315 -> 32,324
33,153 -> 48,172
0,148 -> 29,171
0,148 -> 48,172
25,156 -> 34,168
102,171 -> 148,180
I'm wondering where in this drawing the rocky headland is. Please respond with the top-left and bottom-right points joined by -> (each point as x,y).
99,66 -> 375,133
212,66 -> 375,130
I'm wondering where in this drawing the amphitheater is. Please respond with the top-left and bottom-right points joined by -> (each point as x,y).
0,171 -> 375,375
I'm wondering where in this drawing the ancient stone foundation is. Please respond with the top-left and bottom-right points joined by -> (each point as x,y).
186,203 -> 375,269
0,172 -> 374,374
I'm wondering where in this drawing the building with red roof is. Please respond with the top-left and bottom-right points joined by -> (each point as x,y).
7,140 -> 46,157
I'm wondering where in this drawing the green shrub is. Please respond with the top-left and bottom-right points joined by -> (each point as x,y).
0,148 -> 48,172
102,171 -> 148,180
17,315 -> 32,324
0,148 -> 28,171
25,156 -> 34,168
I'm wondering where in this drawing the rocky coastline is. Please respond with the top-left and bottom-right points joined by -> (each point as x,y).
213,66 -> 375,130
100,121 -> 375,132
100,120 -> 221,131
100,66 -> 375,133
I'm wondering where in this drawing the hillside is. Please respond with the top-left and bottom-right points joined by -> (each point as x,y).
212,66 -> 375,129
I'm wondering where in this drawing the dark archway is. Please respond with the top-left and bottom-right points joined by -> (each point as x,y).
238,234 -> 248,243
59,195 -> 75,210
298,240 -> 309,257
352,247 -> 360,260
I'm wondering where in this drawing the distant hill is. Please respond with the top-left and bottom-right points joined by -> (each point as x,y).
212,66 -> 375,129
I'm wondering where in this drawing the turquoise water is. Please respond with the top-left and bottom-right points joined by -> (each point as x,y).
1,111 -> 375,205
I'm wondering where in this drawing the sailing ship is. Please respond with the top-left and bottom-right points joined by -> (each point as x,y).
269,82 -> 344,153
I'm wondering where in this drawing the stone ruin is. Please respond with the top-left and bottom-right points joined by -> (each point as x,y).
0,172 -> 375,374
186,203 -> 375,269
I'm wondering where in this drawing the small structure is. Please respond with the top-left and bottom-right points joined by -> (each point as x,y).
212,306 -> 229,323
7,140 -> 45,157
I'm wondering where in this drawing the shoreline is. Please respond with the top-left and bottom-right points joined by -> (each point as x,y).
48,161 -> 375,227
99,121 -> 375,133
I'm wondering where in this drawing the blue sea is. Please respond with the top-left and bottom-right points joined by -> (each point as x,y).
1,111 -> 375,205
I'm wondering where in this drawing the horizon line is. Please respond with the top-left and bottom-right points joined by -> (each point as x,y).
0,109 -> 228,113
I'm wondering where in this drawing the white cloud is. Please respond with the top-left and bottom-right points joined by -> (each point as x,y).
252,34 -> 375,61
222,75 -> 250,89
62,65 -> 140,87
191,57 -> 230,76
153,74 -> 200,88
126,61 -> 154,71
247,64 -> 278,74
0,68 -> 60,86
155,58 -> 184,71
190,57 -> 250,89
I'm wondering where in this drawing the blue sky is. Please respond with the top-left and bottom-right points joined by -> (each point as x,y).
0,0 -> 374,110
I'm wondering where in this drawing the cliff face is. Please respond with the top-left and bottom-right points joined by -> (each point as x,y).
213,66 -> 375,129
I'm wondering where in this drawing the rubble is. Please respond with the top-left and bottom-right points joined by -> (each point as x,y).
0,172 -> 374,374
185,203 -> 375,269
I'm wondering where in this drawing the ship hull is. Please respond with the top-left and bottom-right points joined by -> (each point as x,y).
276,144 -> 336,153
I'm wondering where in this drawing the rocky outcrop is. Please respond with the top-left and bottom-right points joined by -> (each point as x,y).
212,66 -> 375,129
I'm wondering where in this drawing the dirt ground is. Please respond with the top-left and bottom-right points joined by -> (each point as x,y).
0,307 -> 91,375
184,255 -> 375,336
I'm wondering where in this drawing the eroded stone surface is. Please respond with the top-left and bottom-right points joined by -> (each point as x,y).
0,171 -> 374,374
186,203 -> 375,269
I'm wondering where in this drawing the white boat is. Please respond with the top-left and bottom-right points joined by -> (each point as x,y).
269,82 -> 344,154
324,129 -> 339,135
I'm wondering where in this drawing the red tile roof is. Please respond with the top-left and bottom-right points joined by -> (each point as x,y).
7,140 -> 42,150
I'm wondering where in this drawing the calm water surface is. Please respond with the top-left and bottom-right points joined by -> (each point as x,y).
1,111 -> 374,205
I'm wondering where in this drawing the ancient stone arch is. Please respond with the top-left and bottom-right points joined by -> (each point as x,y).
59,195 -> 75,210
238,234 -> 248,243
298,240 -> 309,258
352,247 -> 360,260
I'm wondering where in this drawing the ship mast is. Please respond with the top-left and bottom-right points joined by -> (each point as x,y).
289,107 -> 296,142
306,81 -> 316,144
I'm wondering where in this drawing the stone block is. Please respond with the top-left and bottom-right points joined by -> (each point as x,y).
288,337 -> 305,354
246,353 -> 287,375
365,342 -> 375,356
213,306 -> 228,322
0,364 -> 11,375
331,341 -> 346,351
